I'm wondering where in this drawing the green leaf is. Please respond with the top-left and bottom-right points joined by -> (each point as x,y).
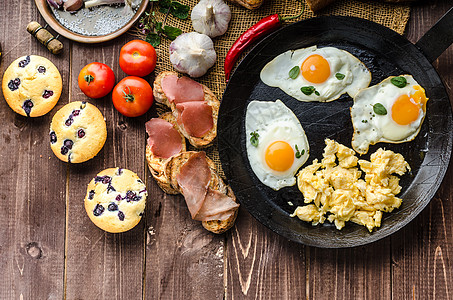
390,76 -> 407,88
159,7 -> 169,13
145,33 -> 161,47
373,103 -> 387,115
250,131 -> 259,147
295,145 -> 301,158
159,0 -> 172,8
171,1 -> 190,19
301,86 -> 316,96
288,66 -> 300,79
163,26 -> 182,40
156,21 -> 163,32
314,91 -> 320,96
335,73 -> 345,80
295,145 -> 306,159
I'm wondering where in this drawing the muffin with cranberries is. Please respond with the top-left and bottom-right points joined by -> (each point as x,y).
84,168 -> 147,233
49,101 -> 107,163
2,55 -> 62,117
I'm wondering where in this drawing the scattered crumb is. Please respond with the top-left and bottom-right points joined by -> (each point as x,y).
215,246 -> 223,258
287,201 -> 294,206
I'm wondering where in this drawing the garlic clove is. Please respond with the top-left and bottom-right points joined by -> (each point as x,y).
169,32 -> 217,78
191,0 -> 231,38
47,0 -> 64,9
63,0 -> 84,12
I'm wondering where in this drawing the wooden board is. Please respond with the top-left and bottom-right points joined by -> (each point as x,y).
64,38 -> 146,299
226,211 -> 307,299
0,2 -> 68,299
144,175 -> 225,299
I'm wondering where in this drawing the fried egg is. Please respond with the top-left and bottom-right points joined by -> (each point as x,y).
260,46 -> 371,102
245,100 -> 309,190
351,75 -> 429,154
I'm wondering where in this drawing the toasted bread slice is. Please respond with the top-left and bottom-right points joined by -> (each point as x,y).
164,151 -> 238,233
230,0 -> 263,10
146,112 -> 186,194
153,71 -> 218,148
202,185 -> 238,234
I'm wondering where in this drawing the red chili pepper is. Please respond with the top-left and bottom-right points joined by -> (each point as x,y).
224,6 -> 304,81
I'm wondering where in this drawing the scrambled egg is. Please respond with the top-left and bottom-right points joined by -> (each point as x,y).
290,139 -> 410,231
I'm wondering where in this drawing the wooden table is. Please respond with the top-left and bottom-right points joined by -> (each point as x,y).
1,1 -> 452,299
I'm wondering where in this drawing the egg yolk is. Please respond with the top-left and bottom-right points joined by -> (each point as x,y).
392,85 -> 427,125
301,54 -> 331,84
265,141 -> 294,172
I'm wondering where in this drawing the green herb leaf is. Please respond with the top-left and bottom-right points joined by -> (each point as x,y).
159,7 -> 169,13
145,33 -> 161,47
163,26 -> 182,40
250,131 -> 259,147
156,21 -> 163,32
295,145 -> 301,158
295,145 -> 306,159
171,1 -> 190,19
314,91 -> 320,96
335,72 -> 345,80
373,103 -> 387,115
391,76 -> 407,88
289,66 -> 300,79
301,86 -> 316,96
159,0 -> 172,8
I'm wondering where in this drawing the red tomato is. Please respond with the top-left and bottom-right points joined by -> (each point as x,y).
119,40 -> 157,77
78,62 -> 115,99
112,76 -> 153,117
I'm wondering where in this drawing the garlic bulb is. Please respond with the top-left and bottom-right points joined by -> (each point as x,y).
169,32 -> 217,78
191,0 -> 231,38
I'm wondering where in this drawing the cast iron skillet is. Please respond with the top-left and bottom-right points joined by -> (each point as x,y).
218,8 -> 453,248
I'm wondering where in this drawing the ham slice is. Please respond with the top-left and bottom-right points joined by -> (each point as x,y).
176,102 -> 213,138
195,189 -> 239,221
177,152 -> 211,218
161,74 -> 204,104
176,152 -> 239,221
145,118 -> 183,159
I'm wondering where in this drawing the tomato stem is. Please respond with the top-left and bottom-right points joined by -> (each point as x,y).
122,86 -> 135,102
84,74 -> 94,85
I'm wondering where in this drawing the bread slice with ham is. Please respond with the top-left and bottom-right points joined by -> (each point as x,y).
164,151 -> 239,234
153,71 -> 219,148
145,112 -> 186,194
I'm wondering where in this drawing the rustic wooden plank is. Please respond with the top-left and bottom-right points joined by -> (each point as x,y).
64,38 -> 146,299
225,210 -> 306,299
391,2 -> 453,299
144,172 -> 226,299
307,239 -> 392,299
0,1 -> 69,299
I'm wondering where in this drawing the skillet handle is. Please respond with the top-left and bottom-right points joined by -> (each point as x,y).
415,7 -> 453,63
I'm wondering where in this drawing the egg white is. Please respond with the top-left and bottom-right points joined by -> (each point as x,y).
351,75 -> 428,154
245,100 -> 309,190
260,46 -> 371,102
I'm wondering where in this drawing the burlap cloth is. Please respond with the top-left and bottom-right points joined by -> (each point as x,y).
136,0 -> 411,176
